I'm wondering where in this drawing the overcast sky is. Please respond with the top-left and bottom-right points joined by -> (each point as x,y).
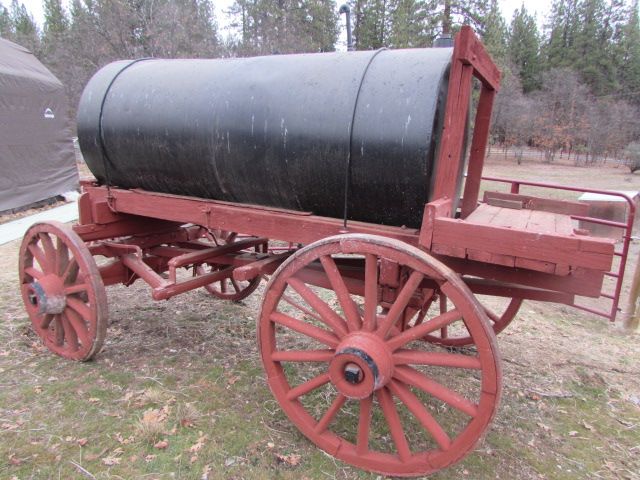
15,0 -> 553,38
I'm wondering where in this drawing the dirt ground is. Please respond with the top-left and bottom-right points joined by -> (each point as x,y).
1,155 -> 639,479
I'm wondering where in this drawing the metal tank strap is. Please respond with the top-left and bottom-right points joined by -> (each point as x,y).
97,57 -> 153,203
342,48 -> 386,229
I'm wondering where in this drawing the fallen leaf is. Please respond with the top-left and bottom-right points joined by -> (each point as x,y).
227,376 -> 240,385
224,457 -> 236,467
582,421 -> 595,431
77,438 -> 88,447
8,454 -> 22,466
88,397 -> 100,404
101,457 -> 120,466
189,435 -> 207,453
266,442 -> 275,449
154,439 -> 169,449
275,453 -> 301,466
202,464 -> 212,479
568,431 -> 578,437
144,454 -> 157,463
537,422 -> 550,432
190,454 -> 198,463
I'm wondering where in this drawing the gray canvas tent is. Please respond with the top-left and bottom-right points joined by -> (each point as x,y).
0,38 -> 78,212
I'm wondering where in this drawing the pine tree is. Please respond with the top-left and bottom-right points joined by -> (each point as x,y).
9,0 -> 39,52
508,5 -> 541,92
616,0 -> 640,102
387,0 -> 438,48
0,4 -> 13,38
482,0 -> 507,63
545,0 -> 580,68
353,0 -> 389,49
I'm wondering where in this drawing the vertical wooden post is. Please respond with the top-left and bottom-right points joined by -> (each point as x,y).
623,253 -> 640,331
460,84 -> 496,219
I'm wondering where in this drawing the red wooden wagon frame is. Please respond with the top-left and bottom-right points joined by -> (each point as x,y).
18,27 -> 636,477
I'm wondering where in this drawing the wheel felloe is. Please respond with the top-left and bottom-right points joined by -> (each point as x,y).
258,234 -> 502,477
19,221 -> 107,361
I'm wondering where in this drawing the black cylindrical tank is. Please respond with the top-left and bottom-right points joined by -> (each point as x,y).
77,48 -> 453,227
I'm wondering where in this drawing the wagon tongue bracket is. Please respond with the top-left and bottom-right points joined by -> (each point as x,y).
28,276 -> 66,315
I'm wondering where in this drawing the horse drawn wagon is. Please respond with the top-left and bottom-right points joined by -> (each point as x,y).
18,26 -> 635,476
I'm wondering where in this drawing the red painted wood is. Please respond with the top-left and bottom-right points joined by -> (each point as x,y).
483,191 -> 590,216
461,85 -> 496,219
433,217 -> 614,271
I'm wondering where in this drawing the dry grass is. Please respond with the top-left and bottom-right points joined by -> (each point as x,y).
1,156 -> 639,479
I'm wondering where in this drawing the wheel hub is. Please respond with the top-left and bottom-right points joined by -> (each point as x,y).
28,275 -> 66,315
328,332 -> 393,399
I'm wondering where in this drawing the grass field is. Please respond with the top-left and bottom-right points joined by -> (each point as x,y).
1,155 -> 639,479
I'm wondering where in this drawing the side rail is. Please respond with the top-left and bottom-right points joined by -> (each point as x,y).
481,175 -> 636,322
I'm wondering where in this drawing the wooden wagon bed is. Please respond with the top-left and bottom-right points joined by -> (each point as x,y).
432,202 -> 615,276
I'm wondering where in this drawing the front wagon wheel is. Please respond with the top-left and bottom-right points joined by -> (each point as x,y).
19,221 -> 107,361
257,234 -> 501,477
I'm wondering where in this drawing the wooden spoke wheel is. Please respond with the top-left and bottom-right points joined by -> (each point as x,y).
19,221 -> 107,361
197,230 -> 264,301
258,234 -> 501,477
417,292 -> 522,348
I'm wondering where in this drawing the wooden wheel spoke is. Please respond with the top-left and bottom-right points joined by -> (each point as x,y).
55,238 -> 69,276
60,313 -> 79,351
483,306 -> 500,324
230,278 -> 241,293
62,258 -> 79,284
219,278 -> 227,293
314,394 -> 346,433
286,372 -> 331,400
377,270 -> 424,339
363,254 -> 378,331
319,255 -> 361,332
66,297 -> 93,322
393,350 -> 482,370
28,243 -> 50,273
40,313 -> 54,329
53,315 -> 64,346
387,308 -> 462,351
39,233 -> 56,266
271,349 -> 334,362
64,283 -> 88,296
287,277 -> 348,337
24,266 -> 44,280
388,379 -> 451,450
356,395 -> 373,455
281,294 -> 326,324
440,326 -> 449,338
376,387 -> 412,461
270,312 -> 339,348
64,307 -> 91,346
394,366 -> 478,418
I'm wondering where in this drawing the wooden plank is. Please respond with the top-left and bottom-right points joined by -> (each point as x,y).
489,208 -> 531,229
515,257 -> 556,274
465,204 -> 502,224
485,197 -> 523,209
461,85 -> 497,219
467,249 -> 515,267
433,217 -> 614,271
432,243 -> 466,258
526,210 -> 557,234
439,255 -> 605,298
554,214 -> 574,235
418,198 -> 452,249
483,191 -> 589,216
